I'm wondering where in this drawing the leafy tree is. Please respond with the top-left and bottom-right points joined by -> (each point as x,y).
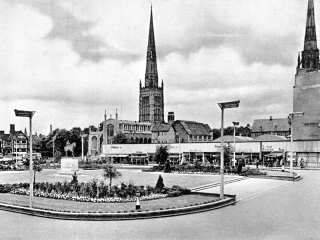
70,171 -> 78,185
211,128 -> 221,140
103,164 -> 121,193
223,144 -> 232,169
113,133 -> 128,144
164,160 -> 171,173
154,145 -> 169,166
24,157 -> 42,185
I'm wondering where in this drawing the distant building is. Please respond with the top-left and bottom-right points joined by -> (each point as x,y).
151,123 -> 175,144
0,124 -> 28,156
251,117 -> 290,138
88,112 -> 152,156
103,118 -> 152,145
172,120 -> 212,143
293,0 -> 320,140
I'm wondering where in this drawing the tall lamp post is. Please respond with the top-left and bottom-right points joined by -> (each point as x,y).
232,121 -> 239,168
288,112 -> 304,177
14,109 -> 35,208
52,135 -> 56,160
81,134 -> 88,161
218,100 -> 240,199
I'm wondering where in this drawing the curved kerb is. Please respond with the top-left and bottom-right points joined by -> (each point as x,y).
0,194 -> 236,221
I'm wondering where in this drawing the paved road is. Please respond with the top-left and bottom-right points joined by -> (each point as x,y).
0,170 -> 319,240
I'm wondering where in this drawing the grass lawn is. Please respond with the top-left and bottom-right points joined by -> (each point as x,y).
0,193 -> 219,213
0,169 -> 241,189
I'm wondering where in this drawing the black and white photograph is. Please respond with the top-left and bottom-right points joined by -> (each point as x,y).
0,0 -> 319,239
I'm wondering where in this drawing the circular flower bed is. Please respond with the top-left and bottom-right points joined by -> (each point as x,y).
11,188 -> 167,203
0,177 -> 191,204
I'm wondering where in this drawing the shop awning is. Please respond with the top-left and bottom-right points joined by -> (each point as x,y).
107,154 -> 129,158
265,153 -> 284,158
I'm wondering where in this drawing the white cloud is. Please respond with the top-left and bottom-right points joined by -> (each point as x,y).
0,0 -> 309,133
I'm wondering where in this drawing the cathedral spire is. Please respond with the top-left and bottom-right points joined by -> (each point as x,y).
145,5 -> 158,88
301,0 -> 319,70
304,0 -> 317,50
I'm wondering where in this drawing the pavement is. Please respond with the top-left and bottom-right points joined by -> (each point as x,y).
0,170 -> 319,240
199,177 -> 290,201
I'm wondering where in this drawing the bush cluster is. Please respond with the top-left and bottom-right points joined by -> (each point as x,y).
2,175 -> 191,202
242,168 -> 267,176
146,164 -> 220,174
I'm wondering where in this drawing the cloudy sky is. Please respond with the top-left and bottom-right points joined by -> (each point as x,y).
0,0 -> 313,134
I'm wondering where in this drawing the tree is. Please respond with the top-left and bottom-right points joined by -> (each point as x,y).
113,133 -> 128,144
164,160 -> 171,173
24,157 -> 43,185
155,175 -> 164,190
224,144 -> 232,169
103,164 -> 121,193
154,145 -> 169,166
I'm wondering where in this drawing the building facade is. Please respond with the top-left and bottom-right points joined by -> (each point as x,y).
0,124 -> 28,156
151,123 -> 175,144
88,114 -> 152,156
139,7 -> 164,123
251,117 -> 290,138
172,120 -> 212,143
293,0 -> 320,140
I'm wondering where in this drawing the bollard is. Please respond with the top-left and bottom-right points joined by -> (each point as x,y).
136,197 -> 140,210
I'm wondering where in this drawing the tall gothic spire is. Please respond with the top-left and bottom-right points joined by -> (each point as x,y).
145,5 -> 158,88
304,0 -> 317,50
301,0 -> 319,70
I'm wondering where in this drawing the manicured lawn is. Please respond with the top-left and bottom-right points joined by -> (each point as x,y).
0,169 -> 241,189
0,193 -> 219,213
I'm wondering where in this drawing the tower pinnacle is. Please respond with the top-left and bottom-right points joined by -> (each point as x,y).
301,0 -> 319,70
144,5 -> 158,88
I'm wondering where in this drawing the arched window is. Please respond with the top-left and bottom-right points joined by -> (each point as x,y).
107,124 -> 114,137
92,136 -> 97,150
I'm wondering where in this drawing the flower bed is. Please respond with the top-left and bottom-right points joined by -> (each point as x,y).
11,188 -> 167,203
0,179 -> 191,204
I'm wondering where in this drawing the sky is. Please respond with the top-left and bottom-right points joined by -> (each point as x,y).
0,0 -> 314,134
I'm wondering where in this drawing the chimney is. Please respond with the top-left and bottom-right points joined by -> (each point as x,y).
10,124 -> 15,134
168,112 -> 175,124
50,124 -> 53,134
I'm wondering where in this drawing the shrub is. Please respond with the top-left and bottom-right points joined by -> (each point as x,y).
155,175 -> 165,190
164,160 -> 171,173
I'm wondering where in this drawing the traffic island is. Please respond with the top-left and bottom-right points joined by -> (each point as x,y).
0,192 -> 236,221
244,169 -> 302,181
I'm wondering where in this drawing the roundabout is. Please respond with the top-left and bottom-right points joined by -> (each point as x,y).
0,169 -> 239,220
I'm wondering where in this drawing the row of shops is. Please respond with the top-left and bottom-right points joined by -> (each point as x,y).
100,139 -> 320,168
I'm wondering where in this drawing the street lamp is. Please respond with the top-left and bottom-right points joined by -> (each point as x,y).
218,100 -> 240,199
81,133 -> 88,161
52,135 -> 56,160
288,112 -> 304,177
14,109 -> 35,208
232,121 -> 240,168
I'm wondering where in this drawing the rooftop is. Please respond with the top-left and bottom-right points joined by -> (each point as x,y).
151,123 -> 171,132
252,117 -> 289,133
174,120 -> 211,136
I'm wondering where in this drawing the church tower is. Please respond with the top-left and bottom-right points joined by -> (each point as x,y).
139,6 -> 164,123
293,0 -> 320,140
